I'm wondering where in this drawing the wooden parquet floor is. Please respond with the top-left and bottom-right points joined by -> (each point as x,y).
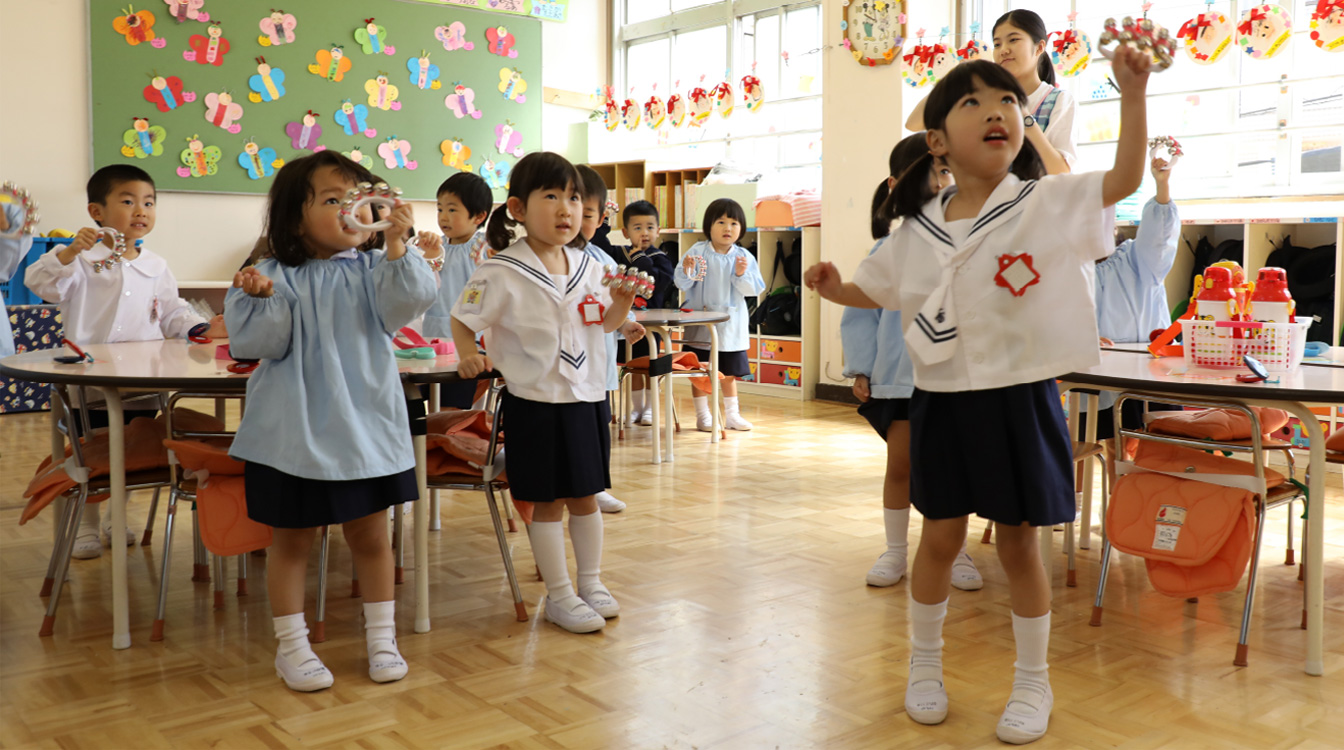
1,391 -> 1342,749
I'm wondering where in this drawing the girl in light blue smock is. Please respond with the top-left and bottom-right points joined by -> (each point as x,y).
0,201 -> 35,358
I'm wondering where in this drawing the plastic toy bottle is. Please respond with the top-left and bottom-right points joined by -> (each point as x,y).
1248,267 -> 1294,324
1195,265 -> 1237,322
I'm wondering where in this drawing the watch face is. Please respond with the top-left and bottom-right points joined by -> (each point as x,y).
1024,114 -> 1036,128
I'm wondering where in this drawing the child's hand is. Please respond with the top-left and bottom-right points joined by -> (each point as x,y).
1150,157 -> 1171,183
233,266 -> 275,298
1100,337 -> 1115,348
416,230 -> 443,259
682,254 -> 697,273
206,314 -> 228,338
734,256 -> 748,277
620,319 -> 646,342
457,352 -> 492,379
1110,44 -> 1152,96
803,262 -> 843,299
852,374 -> 870,403
383,202 -> 417,255
68,227 -> 104,254
609,284 -> 636,310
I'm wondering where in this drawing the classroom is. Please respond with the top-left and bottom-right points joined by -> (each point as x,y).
0,0 -> 1341,747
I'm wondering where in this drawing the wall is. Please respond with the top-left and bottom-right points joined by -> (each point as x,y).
818,0 -> 902,387
0,0 -> 606,285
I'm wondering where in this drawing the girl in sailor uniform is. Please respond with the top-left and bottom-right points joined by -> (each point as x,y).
806,52 -> 1153,744
451,152 -> 637,634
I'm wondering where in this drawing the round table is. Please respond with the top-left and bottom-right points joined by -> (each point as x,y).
629,310 -> 731,463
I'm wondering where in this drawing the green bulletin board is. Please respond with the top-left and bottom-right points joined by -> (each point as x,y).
89,0 -> 542,200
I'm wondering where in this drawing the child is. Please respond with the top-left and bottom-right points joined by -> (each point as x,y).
225,152 -> 437,691
673,198 -> 766,431
612,200 -> 675,426
451,152 -> 637,634
0,196 -> 34,359
25,164 -> 225,559
841,135 -> 982,591
806,52 -> 1151,743
422,172 -> 492,408
577,164 -> 646,513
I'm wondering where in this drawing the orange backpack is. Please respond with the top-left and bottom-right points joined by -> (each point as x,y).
163,439 -> 272,556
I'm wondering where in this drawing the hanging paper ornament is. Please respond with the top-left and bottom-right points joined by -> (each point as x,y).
485,26 -> 518,58
901,43 -> 937,88
667,94 -> 686,128
309,45 -> 352,82
178,135 -> 221,178
957,39 -> 990,61
342,146 -> 373,168
687,87 -> 712,126
335,100 -> 376,138
355,18 -> 395,55
644,95 -> 666,129
144,74 -> 195,112
620,99 -> 641,130
601,87 -> 620,131
711,82 -> 734,118
440,138 -> 474,172
445,83 -> 483,120
114,6 -> 160,47
285,111 -> 325,151
247,57 -> 286,103
377,136 -> 417,170
184,22 -> 230,66
203,91 -> 243,133
498,68 -> 528,103
1310,1 -> 1344,51
494,121 -> 525,157
435,22 -> 474,52
740,76 -> 764,112
237,139 -> 283,180
120,118 -> 167,159
1177,11 -> 1235,64
365,74 -> 402,111
1237,5 -> 1293,59
258,9 -> 296,46
164,0 -> 207,24
1049,30 -> 1092,77
481,158 -> 510,190
408,52 -> 442,90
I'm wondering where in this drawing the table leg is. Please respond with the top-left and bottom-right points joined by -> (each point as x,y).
406,382 -> 430,634
50,402 -> 65,549
102,388 -> 131,650
1282,401 -> 1325,676
429,384 -> 441,531
1080,394 -> 1099,550
709,325 -> 720,444
645,328 -> 662,465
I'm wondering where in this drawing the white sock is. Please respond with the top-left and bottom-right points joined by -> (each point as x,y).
724,395 -> 740,416
885,507 -> 911,556
693,395 -> 710,420
631,390 -> 645,412
363,600 -> 396,645
273,613 -> 320,669
909,598 -> 947,676
568,510 -> 604,593
79,503 -> 100,533
1010,612 -> 1052,702
531,521 -> 580,607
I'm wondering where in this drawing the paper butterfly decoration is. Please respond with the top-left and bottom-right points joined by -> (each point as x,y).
494,121 -> 524,157
666,94 -> 686,128
481,159 -> 510,190
258,9 -> 297,46
408,52 -> 442,90
687,87 -> 712,126
620,99 -> 641,130
144,74 -> 195,112
237,139 -> 283,180
435,21 -> 474,52
498,68 -> 528,103
711,82 -> 734,118
342,146 -> 373,168
163,0 -> 207,24
334,100 -> 375,138
309,45 -> 352,82
178,135 -> 221,178
121,118 -> 167,159
184,22 -> 229,65
440,138 -> 474,172
285,111 -> 325,151
355,18 -> 395,55
644,95 -> 666,129
203,91 -> 244,133
377,136 -> 417,170
444,83 -> 483,119
740,76 -> 764,112
365,74 -> 401,111
113,6 -> 159,47
485,26 -> 518,58
248,57 -> 286,103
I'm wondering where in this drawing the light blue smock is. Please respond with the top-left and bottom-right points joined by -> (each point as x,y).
673,241 -> 766,352
840,240 -> 914,400
0,203 -> 34,358
582,242 -> 625,391
422,233 -> 485,339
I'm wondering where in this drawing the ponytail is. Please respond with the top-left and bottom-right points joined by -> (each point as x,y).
870,180 -> 892,240
485,204 -> 518,252
1037,53 -> 1056,86
884,150 -> 937,220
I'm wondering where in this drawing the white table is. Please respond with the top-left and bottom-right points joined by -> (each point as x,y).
629,310 -> 731,464
1061,349 -> 1344,676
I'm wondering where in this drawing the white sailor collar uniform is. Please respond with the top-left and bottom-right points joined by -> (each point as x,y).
854,171 -> 1114,393
452,239 -> 612,403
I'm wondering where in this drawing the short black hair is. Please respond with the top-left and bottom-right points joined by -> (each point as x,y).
87,164 -> 155,205
575,165 -> 608,205
701,198 -> 747,239
436,172 -> 493,223
622,200 -> 659,227
264,151 -> 385,267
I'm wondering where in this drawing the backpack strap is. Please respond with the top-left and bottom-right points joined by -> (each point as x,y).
1034,87 -> 1063,132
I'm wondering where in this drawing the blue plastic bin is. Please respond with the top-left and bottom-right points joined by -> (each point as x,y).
1,237 -> 71,306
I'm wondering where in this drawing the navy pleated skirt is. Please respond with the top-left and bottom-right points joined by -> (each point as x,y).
500,392 -> 611,502
244,462 -> 418,529
856,397 -> 910,440
909,379 -> 1075,527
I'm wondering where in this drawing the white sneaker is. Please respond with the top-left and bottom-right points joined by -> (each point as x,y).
696,412 -> 713,432
627,410 -> 642,426
71,528 -> 102,560
866,550 -> 907,587
102,523 -> 136,548
638,407 -> 653,426
596,491 -> 626,513
543,595 -> 606,633
724,413 -> 752,431
367,637 -> 409,683
275,652 -> 334,692
904,661 -> 949,725
578,584 -> 620,618
996,684 -> 1053,744
950,551 -> 984,591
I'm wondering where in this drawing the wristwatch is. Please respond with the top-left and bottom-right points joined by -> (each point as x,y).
1023,114 -> 1037,129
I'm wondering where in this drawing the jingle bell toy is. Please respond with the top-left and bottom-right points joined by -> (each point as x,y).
1099,15 -> 1178,69
1148,136 -> 1183,168
0,182 -> 39,239
91,227 -> 129,273
601,264 -> 654,299
1248,267 -> 1294,324
339,181 -> 402,232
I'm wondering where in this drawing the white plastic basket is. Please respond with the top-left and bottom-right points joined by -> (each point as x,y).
1180,319 -> 1312,372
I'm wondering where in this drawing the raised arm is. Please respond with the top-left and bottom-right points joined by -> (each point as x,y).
1101,45 -> 1152,207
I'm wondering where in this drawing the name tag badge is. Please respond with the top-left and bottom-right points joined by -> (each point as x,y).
578,294 -> 605,326
460,280 -> 487,314
994,253 -> 1041,297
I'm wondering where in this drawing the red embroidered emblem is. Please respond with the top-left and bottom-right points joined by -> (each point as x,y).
578,294 -> 606,326
994,253 -> 1041,297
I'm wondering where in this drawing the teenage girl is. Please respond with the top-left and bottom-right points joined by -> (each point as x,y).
451,152 -> 637,634
841,134 -> 982,591
226,151 -> 438,692
908,10 -> 1078,175
806,50 -> 1151,743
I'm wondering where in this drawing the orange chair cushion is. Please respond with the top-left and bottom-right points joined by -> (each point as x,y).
164,438 -> 243,476
1131,440 -> 1286,488
623,350 -> 717,375
424,408 -> 530,524
194,475 -> 272,556
1326,427 -> 1344,453
1146,407 -> 1290,441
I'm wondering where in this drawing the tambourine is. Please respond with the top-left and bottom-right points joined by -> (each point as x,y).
687,255 -> 708,282
1098,16 -> 1177,69
1148,135 -> 1183,168
601,264 -> 654,299
0,182 -> 39,239
339,181 -> 402,232
91,227 -> 128,273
